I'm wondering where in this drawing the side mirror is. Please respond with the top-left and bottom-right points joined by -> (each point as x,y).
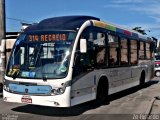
80,39 -> 87,53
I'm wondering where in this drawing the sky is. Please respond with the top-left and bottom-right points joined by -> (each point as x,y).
5,0 -> 160,39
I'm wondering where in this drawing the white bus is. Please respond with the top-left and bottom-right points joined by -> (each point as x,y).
3,16 -> 155,107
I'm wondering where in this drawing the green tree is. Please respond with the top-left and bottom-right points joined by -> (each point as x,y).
132,27 -> 147,35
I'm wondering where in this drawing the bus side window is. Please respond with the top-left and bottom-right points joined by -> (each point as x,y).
130,40 -> 138,65
146,42 -> 151,59
120,38 -> 129,65
139,41 -> 145,59
108,34 -> 119,67
93,32 -> 106,66
150,42 -> 155,59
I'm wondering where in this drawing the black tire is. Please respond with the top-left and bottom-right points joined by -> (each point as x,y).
140,71 -> 145,86
96,79 -> 108,105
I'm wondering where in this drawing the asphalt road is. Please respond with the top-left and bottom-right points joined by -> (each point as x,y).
0,77 -> 160,120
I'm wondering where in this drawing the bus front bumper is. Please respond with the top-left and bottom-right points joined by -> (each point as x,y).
3,86 -> 71,107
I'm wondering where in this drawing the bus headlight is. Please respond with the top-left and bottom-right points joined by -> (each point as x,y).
3,85 -> 10,92
57,88 -> 64,94
51,87 -> 65,95
50,81 -> 71,95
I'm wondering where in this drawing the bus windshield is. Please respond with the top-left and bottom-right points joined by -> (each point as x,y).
6,31 -> 77,79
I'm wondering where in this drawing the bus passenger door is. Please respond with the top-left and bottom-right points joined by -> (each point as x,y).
71,30 -> 107,106
71,30 -> 95,106
71,49 -> 96,106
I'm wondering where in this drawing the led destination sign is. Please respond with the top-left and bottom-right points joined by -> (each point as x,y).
29,34 -> 67,42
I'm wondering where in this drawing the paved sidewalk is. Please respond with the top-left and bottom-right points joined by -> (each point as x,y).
85,78 -> 160,115
151,100 -> 160,114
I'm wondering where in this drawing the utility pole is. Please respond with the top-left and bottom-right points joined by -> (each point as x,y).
0,0 -> 5,44
0,0 -> 6,85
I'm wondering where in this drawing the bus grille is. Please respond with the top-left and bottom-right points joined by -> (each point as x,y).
8,83 -> 52,95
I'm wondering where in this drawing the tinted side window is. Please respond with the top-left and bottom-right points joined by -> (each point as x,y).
130,40 -> 138,65
108,34 -> 119,67
146,42 -> 151,59
120,38 -> 129,65
139,41 -> 145,59
92,32 -> 106,66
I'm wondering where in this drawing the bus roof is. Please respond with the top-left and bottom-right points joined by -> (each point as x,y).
24,15 -> 152,41
92,20 -> 153,41
92,20 -> 138,39
24,16 -> 100,32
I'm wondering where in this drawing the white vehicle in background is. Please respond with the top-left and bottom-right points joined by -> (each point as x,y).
154,55 -> 160,77
155,66 -> 160,77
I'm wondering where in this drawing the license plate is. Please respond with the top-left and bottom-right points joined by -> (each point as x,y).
21,97 -> 32,103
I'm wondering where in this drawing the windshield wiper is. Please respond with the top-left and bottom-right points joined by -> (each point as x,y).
12,70 -> 18,79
